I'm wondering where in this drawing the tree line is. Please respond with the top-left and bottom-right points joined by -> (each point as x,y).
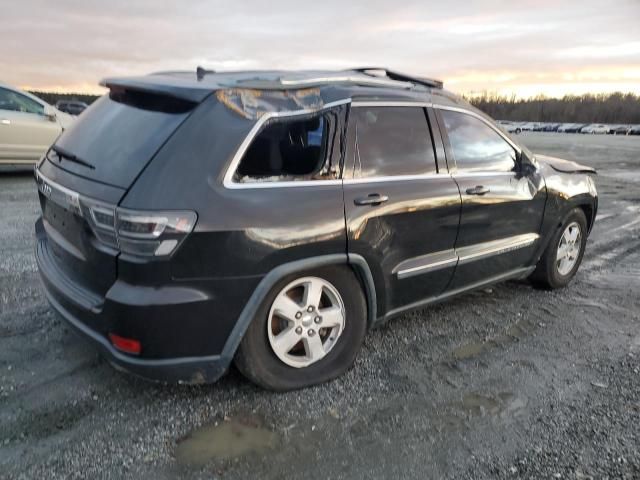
467,92 -> 640,124
30,90 -> 640,124
30,91 -> 100,107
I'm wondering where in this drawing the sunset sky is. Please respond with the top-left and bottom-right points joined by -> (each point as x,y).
3,0 -> 640,98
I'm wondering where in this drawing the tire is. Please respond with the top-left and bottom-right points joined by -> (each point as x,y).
234,266 -> 367,391
515,128 -> 521,134
530,208 -> 588,289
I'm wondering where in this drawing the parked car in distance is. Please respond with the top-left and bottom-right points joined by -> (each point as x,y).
497,120 -> 522,134
55,100 -> 88,116
542,123 -> 561,132
34,68 -> 598,391
581,124 -> 610,134
608,125 -> 630,135
627,125 -> 640,135
520,122 -> 538,131
0,82 -> 73,165
558,123 -> 587,133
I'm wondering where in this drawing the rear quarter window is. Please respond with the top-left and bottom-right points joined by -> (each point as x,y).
233,107 -> 346,183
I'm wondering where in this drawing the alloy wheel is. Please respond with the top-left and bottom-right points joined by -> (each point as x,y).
267,276 -> 345,368
556,221 -> 582,276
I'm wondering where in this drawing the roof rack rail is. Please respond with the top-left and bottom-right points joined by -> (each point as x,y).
352,67 -> 443,89
149,70 -> 192,76
234,74 -> 415,90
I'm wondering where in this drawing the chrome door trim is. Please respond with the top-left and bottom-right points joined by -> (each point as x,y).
222,98 -> 351,189
394,233 -> 539,279
351,101 -> 432,108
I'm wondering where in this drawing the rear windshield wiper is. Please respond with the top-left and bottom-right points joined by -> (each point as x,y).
50,145 -> 95,170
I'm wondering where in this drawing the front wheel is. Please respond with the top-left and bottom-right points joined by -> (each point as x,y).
530,208 -> 588,289
234,266 -> 367,391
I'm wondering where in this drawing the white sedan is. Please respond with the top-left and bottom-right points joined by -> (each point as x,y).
0,83 -> 73,165
580,124 -> 610,134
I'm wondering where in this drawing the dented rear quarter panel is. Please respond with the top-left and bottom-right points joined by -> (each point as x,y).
122,93 -> 349,281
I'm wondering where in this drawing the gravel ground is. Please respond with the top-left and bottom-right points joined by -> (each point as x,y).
0,132 -> 639,479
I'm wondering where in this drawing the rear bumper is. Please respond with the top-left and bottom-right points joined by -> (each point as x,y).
34,217 -> 256,384
44,289 -> 228,384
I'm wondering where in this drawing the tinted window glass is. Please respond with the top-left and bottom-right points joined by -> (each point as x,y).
354,107 -> 436,178
0,88 -> 44,115
441,110 -> 516,172
53,94 -> 191,188
236,108 -> 344,182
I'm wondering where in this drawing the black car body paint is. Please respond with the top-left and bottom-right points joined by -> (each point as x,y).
34,70 -> 598,383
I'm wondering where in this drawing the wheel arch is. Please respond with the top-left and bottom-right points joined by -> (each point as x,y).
219,253 -> 377,367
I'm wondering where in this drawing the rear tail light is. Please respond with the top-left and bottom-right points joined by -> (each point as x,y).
116,209 -> 197,257
80,198 -> 196,257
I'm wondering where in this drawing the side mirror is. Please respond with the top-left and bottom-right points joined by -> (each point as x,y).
43,105 -> 57,122
516,150 -> 537,175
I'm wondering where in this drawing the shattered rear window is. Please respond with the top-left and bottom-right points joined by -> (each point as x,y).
235,112 -> 340,183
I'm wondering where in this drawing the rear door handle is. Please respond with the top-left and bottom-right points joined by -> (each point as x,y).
354,193 -> 389,206
465,185 -> 490,195
0,119 -> 10,125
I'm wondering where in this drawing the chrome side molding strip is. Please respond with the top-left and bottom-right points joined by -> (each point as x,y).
456,233 -> 539,265
395,233 -> 539,279
394,250 -> 458,280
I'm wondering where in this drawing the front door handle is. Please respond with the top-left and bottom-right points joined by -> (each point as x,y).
466,185 -> 490,195
0,119 -> 10,125
354,193 -> 389,206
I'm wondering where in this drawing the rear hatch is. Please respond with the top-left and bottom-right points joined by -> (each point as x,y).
36,87 -> 201,302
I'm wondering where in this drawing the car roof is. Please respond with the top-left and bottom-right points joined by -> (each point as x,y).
101,67 -> 472,110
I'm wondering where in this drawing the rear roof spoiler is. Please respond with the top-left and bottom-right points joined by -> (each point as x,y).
101,77 -> 213,104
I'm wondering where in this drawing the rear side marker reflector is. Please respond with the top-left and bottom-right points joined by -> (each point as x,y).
109,333 -> 142,355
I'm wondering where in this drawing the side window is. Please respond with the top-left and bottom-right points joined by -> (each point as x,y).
353,107 -> 436,178
235,109 -> 342,183
0,88 -> 44,115
441,110 -> 516,172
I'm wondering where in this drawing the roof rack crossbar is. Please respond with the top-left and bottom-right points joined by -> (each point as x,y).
352,67 -> 443,89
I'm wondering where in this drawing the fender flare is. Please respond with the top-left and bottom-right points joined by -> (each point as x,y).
534,194 -> 597,262
218,253 -> 377,367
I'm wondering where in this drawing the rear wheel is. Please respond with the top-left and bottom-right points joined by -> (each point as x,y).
234,266 -> 367,391
531,208 -> 588,289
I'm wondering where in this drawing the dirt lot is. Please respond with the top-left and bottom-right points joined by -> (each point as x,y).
1,133 -> 639,480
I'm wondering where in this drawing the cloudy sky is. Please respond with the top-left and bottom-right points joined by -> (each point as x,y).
3,0 -> 640,97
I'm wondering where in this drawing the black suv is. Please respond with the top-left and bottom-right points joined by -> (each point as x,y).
34,68 -> 597,390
